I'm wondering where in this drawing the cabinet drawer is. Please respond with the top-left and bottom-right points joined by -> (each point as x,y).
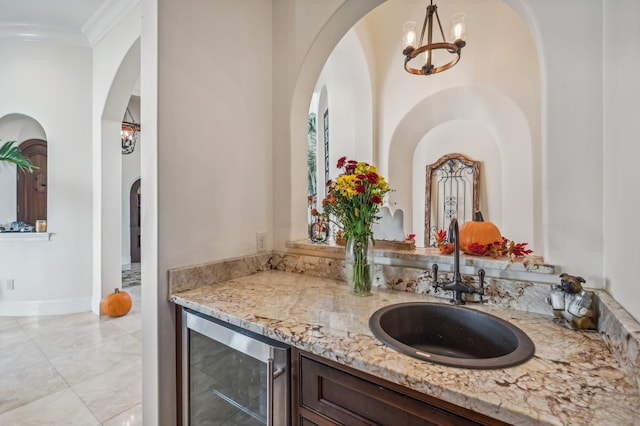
299,355 -> 481,426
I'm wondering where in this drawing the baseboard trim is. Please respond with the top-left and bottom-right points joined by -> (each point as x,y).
0,297 -> 93,316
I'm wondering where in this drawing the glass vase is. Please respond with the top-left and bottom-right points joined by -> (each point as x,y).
345,234 -> 374,296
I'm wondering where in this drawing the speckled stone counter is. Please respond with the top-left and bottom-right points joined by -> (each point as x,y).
170,270 -> 640,426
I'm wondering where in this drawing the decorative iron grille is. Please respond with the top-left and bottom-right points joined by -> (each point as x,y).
425,153 -> 480,247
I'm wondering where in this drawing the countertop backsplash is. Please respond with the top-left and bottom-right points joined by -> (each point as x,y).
168,242 -> 640,393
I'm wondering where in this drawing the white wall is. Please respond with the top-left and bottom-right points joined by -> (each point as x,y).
313,28 -> 375,201
525,0 -> 604,287
149,0 -> 274,422
603,0 -> 640,320
92,4 -> 141,312
0,40 -> 93,315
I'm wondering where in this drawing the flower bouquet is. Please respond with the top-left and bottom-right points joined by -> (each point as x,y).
316,157 -> 391,295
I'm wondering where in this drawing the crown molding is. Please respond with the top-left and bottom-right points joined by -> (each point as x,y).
0,23 -> 89,46
82,0 -> 140,47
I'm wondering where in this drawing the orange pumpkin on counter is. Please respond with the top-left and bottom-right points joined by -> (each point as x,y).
101,288 -> 132,317
459,211 -> 502,255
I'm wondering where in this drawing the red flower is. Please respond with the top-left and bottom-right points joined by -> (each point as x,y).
322,198 -> 327,206
356,174 -> 366,180
325,179 -> 332,187
311,208 -> 318,216
356,185 -> 366,194
336,157 -> 347,168
407,233 -> 416,241
345,161 -> 357,174
366,173 -> 378,185
370,195 -> 382,204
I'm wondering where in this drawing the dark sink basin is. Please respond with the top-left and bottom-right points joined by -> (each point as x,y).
369,302 -> 535,369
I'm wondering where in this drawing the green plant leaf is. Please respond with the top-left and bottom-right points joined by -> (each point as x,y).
0,140 -> 38,172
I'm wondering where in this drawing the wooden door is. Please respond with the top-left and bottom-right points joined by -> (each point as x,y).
130,178 -> 141,263
17,139 -> 47,226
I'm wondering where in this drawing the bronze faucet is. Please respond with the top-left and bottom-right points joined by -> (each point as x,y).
431,218 -> 485,304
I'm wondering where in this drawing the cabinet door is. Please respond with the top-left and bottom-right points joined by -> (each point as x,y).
298,354 -> 483,426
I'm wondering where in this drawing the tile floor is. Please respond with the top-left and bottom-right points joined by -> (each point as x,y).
0,280 -> 142,425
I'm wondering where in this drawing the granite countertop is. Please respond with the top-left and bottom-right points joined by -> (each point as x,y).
170,270 -> 640,425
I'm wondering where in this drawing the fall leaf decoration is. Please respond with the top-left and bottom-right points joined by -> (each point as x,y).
435,229 -> 532,259
434,229 -> 454,255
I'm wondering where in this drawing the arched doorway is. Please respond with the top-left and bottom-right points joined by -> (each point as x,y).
94,37 -> 140,314
130,178 -> 141,263
17,139 -> 47,226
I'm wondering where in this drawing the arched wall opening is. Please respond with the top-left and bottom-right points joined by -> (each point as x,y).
0,114 -> 47,223
278,1 -> 386,246
412,120 -> 502,248
388,86 -> 536,250
286,0 -> 543,256
94,37 -> 140,313
310,27 -> 375,205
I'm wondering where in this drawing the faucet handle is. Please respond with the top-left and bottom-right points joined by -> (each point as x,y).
431,264 -> 442,293
478,269 -> 486,302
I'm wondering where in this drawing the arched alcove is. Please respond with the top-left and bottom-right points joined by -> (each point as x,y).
0,114 -> 47,223
287,0 -> 543,254
280,1 -> 385,246
388,86 -> 536,249
412,120 -> 502,247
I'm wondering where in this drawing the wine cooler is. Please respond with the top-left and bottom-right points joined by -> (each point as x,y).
182,308 -> 290,425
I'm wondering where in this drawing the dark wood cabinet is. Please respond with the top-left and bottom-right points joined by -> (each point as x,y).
292,349 -> 508,426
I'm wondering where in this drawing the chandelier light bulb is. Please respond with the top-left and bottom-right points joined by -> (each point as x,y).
451,13 -> 466,42
402,21 -> 417,50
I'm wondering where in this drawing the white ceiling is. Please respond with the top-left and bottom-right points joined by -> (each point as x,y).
0,0 -> 137,46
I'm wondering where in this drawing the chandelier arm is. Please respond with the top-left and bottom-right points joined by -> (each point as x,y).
434,8 -> 447,43
418,7 -> 429,47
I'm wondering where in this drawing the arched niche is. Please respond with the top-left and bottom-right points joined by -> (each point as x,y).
281,0 -> 385,245
0,113 -> 47,223
310,25 -> 376,204
388,86 -> 538,250
413,121 -> 502,248
285,0 -> 544,254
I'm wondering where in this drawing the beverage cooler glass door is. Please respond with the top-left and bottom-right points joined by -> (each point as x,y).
182,309 -> 290,425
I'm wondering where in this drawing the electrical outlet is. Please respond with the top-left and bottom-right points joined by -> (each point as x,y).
256,232 -> 267,252
6,279 -> 14,291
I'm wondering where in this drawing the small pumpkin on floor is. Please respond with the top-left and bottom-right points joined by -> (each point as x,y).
101,288 -> 132,317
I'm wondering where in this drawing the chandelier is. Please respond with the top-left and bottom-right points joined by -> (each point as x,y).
121,107 -> 140,155
402,0 -> 466,75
